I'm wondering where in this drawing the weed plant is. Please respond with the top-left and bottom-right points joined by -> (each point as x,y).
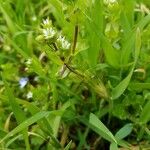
0,0 -> 150,149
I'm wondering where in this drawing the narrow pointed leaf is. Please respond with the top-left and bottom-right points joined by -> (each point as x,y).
89,113 -> 117,143
115,123 -> 133,140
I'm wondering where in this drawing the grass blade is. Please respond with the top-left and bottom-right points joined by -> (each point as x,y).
0,2 -> 16,34
139,100 -> 150,124
111,68 -> 133,100
89,113 -> 117,143
0,111 -> 51,143
112,28 -> 141,100
2,76 -> 30,150
110,142 -> 118,150
85,0 -> 103,67
64,140 -> 72,150
102,36 -> 120,68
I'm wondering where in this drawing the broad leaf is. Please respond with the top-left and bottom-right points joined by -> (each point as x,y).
115,124 -> 133,140
89,113 -> 117,143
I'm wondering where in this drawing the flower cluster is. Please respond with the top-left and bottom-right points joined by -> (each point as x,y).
42,18 -> 52,27
37,18 -> 71,50
41,18 -> 56,40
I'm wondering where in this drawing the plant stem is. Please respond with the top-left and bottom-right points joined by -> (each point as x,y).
72,25 -> 79,55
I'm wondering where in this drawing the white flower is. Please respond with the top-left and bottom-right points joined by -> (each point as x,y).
57,35 -> 70,50
19,77 -> 29,88
62,40 -> 70,49
27,91 -> 33,99
57,35 -> 65,43
43,28 -> 56,39
42,18 -> 51,27
43,19 -> 49,25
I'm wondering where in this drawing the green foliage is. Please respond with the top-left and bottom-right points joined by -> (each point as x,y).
0,0 -> 150,149
89,113 -> 117,143
115,123 -> 133,140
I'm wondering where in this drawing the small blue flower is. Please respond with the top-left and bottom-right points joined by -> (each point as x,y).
19,77 -> 29,88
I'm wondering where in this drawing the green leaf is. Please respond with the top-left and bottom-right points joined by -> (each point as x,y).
123,12 -> 150,63
3,34 -> 29,58
17,98 -> 54,134
85,0 -> 104,67
0,111 -> 51,143
0,130 -> 7,138
120,32 -> 135,65
6,134 -> 22,148
112,27 -> 141,100
52,100 -> 73,137
139,100 -> 150,124
110,142 -> 118,150
31,56 -> 46,77
120,12 -> 131,34
89,113 -> 117,143
134,28 -> 141,63
145,127 -> 150,138
112,68 -> 133,100
136,14 -> 150,30
18,98 -> 62,148
115,124 -> 133,140
64,140 -> 72,150
50,0 -> 68,27
3,80 -> 26,124
121,12 -> 148,65
44,45 -> 63,65
0,95 -> 61,148
102,36 -> 120,68
2,76 -> 30,150
121,0 -> 135,27
0,2 -> 16,34
129,83 -> 150,91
